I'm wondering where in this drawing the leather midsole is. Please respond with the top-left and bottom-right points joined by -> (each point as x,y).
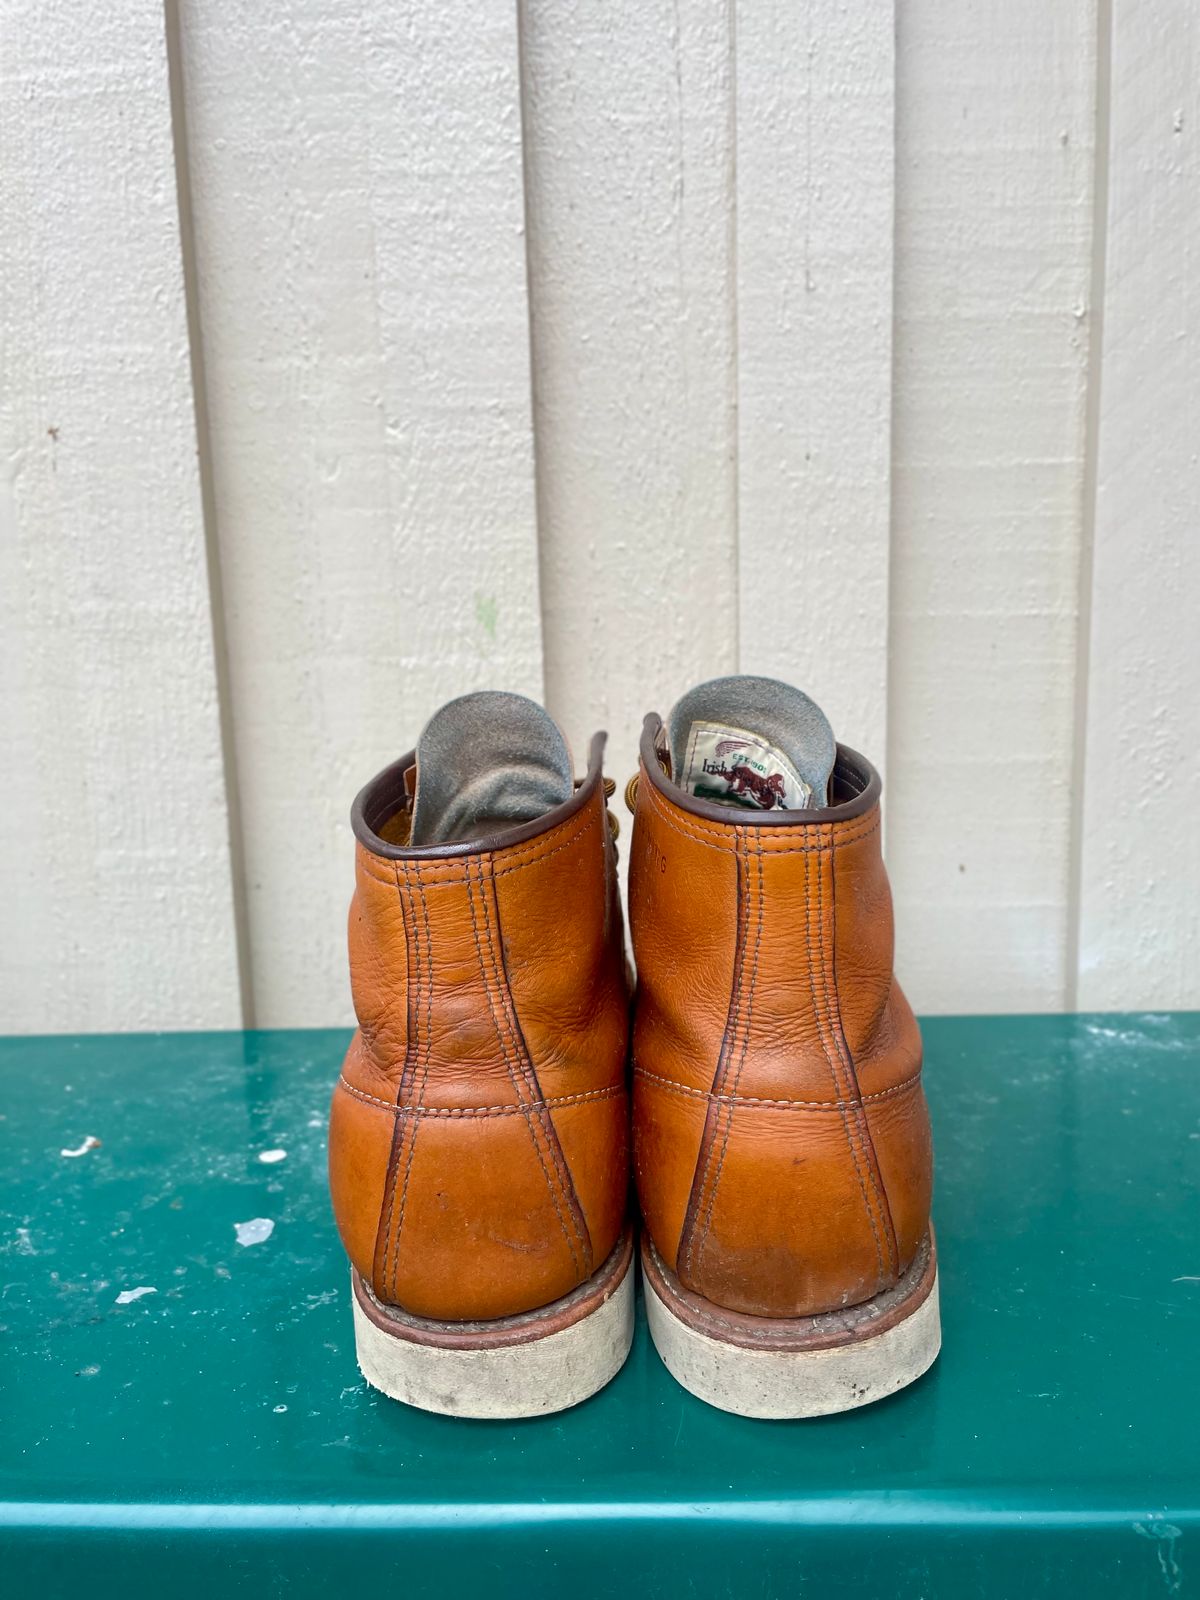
352,1224 -> 634,1351
641,1228 -> 937,1353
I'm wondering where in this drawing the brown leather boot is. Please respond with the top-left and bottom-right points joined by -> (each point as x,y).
629,676 -> 939,1417
329,691 -> 633,1417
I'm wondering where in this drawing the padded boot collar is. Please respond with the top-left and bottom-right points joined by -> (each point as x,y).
638,713 -> 879,826
353,731 -> 608,860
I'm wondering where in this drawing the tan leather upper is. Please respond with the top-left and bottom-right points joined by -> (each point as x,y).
629,718 -> 932,1319
329,736 -> 629,1322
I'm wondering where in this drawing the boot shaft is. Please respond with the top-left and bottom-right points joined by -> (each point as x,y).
330,715 -> 629,1325
629,711 -> 932,1319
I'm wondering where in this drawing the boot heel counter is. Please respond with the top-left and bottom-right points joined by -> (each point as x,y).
332,1054 -> 620,1322
631,743 -> 932,1318
337,773 -> 628,1322
367,1102 -> 592,1320
670,1093 -> 902,1317
862,1063 -> 934,1277
328,1038 -> 396,1287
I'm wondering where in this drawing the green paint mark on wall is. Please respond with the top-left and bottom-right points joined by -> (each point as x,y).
475,593 -> 498,640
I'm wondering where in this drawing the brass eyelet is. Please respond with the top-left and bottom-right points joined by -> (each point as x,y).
623,774 -> 640,814
607,810 -> 620,842
602,775 -> 616,800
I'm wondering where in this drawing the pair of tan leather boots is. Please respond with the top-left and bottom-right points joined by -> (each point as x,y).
328,676 -> 939,1420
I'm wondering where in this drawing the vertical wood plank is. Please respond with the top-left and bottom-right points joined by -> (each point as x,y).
888,1 -> 1097,1013
1076,1 -> 1200,1009
735,0 -> 895,762
177,0 -> 542,1025
0,2 -> 241,1031
520,0 -> 737,793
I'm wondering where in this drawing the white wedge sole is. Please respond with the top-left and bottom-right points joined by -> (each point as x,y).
642,1231 -> 941,1419
351,1227 -> 634,1419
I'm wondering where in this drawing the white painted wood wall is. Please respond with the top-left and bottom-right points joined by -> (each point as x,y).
3,0 -> 1197,1032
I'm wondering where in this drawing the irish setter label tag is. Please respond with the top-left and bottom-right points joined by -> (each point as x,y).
680,721 -> 812,812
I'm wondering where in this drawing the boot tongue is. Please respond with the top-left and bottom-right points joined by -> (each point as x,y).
410,691 -> 574,846
664,675 -> 836,813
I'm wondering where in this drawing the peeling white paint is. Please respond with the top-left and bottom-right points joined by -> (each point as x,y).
115,1286 -> 157,1304
60,1136 -> 101,1158
257,1149 -> 287,1164
1133,1521 -> 1184,1596
234,1217 -> 274,1247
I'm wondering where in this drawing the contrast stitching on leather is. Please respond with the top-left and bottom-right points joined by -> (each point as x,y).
465,855 -> 583,1279
646,1239 -> 931,1338
639,768 -> 881,848
380,859 -> 421,1299
355,806 -> 597,889
338,1077 -> 626,1116
686,856 -> 747,1274
810,841 -> 880,1265
821,845 -> 897,1278
390,865 -> 437,1299
805,842 -> 886,1286
376,860 -> 414,1296
390,865 -> 434,1296
840,768 -> 869,798
827,843 -> 900,1278
649,1256 -> 773,1335
695,824 -> 765,1275
481,855 -> 594,1274
363,802 -> 591,876
632,1065 -> 923,1109
492,810 -> 597,877
649,1259 -> 790,1337
638,775 -> 880,855
679,825 -> 750,1280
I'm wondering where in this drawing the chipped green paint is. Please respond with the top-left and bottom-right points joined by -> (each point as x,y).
1,1016 -> 1198,1596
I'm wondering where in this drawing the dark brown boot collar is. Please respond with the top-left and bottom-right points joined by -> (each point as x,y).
638,713 -> 879,826
353,731 -> 608,860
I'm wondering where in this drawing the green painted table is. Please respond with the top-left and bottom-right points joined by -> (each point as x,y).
1,1015 -> 1197,1597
